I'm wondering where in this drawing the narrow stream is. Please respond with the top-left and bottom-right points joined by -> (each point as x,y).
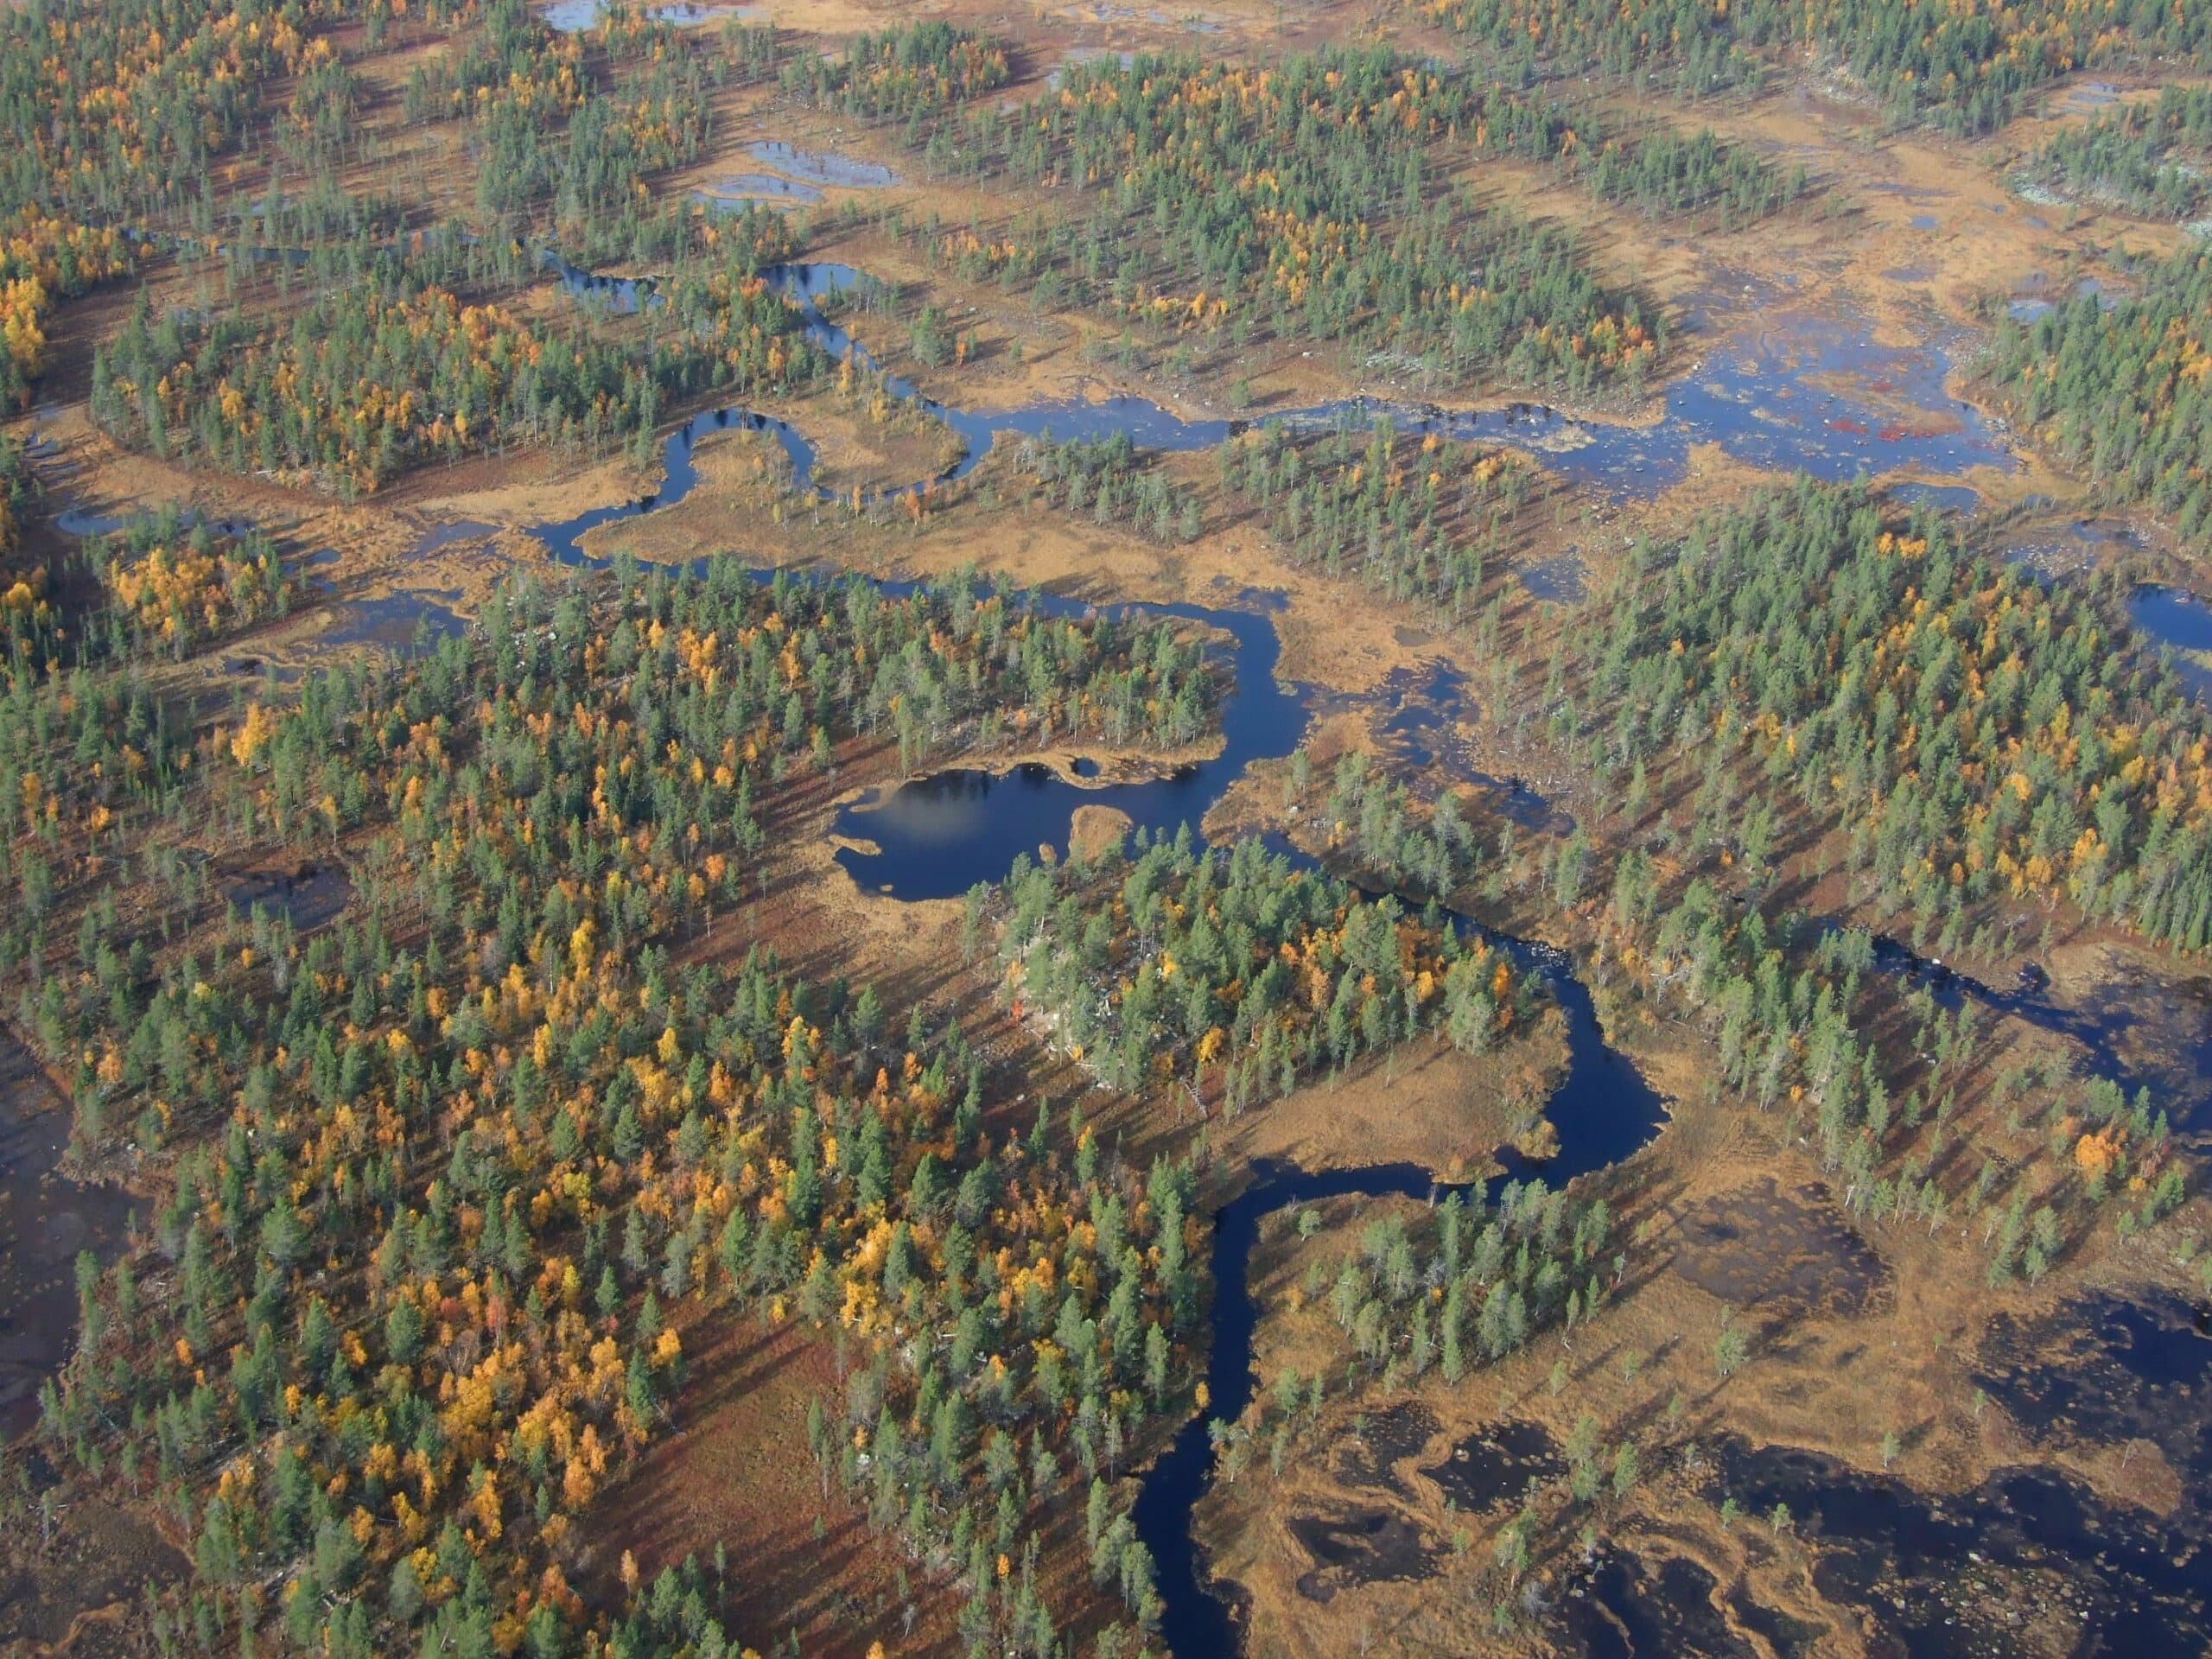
528,257 -> 2014,548
513,324 -> 1679,1649
15,245 -> 2201,1649
509,253 -> 2202,1655
1126,929 -> 1667,1657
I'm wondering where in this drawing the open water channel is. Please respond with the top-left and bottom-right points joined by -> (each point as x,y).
11,251 -> 2212,1654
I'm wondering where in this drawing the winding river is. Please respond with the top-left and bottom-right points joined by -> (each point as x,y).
535,258 -> 2014,543
1117,934 -> 1669,1656
15,249 -> 2209,1652
512,256 -> 2208,1650
510,265 -> 1694,1648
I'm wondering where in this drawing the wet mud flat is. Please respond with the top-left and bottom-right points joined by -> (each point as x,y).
1974,1286 -> 2212,1494
1287,1505 -> 1440,1605
1670,1178 -> 1889,1318
0,1035 -> 133,1442
1555,1550 -> 1760,1659
0,1467 -> 186,1656
1713,1433 -> 2212,1656
1330,1402 -> 1441,1500
1294,1415 -> 1806,1656
1421,1418 -> 1563,1516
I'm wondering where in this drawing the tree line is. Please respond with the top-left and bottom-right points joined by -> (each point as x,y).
2016,84 -> 2212,221
1418,0 -> 2212,135
1987,245 -> 2212,556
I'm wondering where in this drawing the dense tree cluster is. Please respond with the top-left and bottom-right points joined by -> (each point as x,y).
401,0 -> 589,127
1463,88 -> 1808,226
1578,124 -> 1806,222
390,0 -> 784,263
1013,432 -> 1203,546
1319,752 -> 1493,901
97,512 -> 298,658
89,232 -> 823,492
1219,420 -> 1536,621
0,508 -> 294,664
1420,0 -> 1771,99
1578,480 -> 2212,950
900,47 -> 1661,392
2017,85 -> 2212,219
1308,1184 -> 1613,1390
0,432 -> 29,557
1987,246 -> 2212,553
0,432 -> 51,642
278,35 -> 363,172
810,1118 -> 1201,1651
22,559 -> 1226,1658
1419,0 -> 2212,134
407,0 -> 721,251
780,21 -> 1011,121
0,0 -> 382,225
976,830 -> 1529,1115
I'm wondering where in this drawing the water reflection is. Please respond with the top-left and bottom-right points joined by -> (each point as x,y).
745,140 -> 897,189
2128,584 -> 2212,702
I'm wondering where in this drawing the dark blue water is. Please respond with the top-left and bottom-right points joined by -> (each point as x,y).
833,598 -> 1298,899
1131,922 -> 1666,1657
1863,934 -> 2180,1114
1338,661 -> 1570,830
2129,584 -> 2212,702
